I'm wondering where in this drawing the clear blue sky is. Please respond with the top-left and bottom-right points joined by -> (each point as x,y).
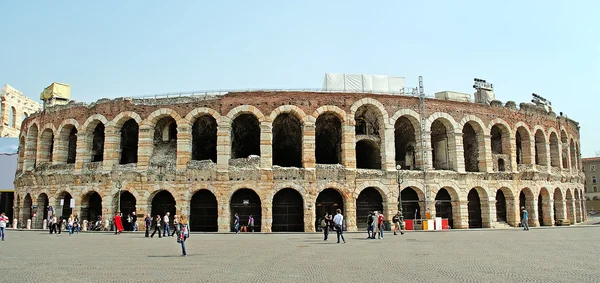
1,1 -> 598,156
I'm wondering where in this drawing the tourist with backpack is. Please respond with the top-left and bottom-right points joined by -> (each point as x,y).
393,211 -> 404,235
177,215 -> 190,256
367,212 -> 375,239
321,212 -> 332,241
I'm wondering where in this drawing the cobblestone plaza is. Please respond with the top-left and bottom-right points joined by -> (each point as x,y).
1,225 -> 599,282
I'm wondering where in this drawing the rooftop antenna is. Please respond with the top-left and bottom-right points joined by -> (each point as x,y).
418,76 -> 429,217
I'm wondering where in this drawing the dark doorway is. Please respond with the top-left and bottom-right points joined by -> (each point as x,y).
23,194 -> 32,222
435,188 -> 453,228
231,114 -> 260,159
190,190 -> 218,232
0,192 -> 14,222
315,188 -> 344,229
37,193 -> 49,228
192,115 -> 217,162
431,120 -> 449,170
91,123 -> 105,162
498,159 -> 506,172
119,191 -> 137,218
491,125 -> 503,154
151,191 -> 176,218
401,188 -> 421,220
394,117 -> 417,169
538,193 -> 544,226
230,189 -> 262,232
467,189 -> 482,228
356,140 -> 381,169
272,188 -> 304,232
272,114 -> 302,168
60,193 -> 73,218
315,113 -> 342,164
120,119 -> 139,164
82,192 -> 102,222
67,127 -> 78,164
496,190 -> 507,222
462,123 -> 479,172
356,187 -> 383,231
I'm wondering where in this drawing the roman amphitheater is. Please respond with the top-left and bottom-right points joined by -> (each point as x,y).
12,88 -> 586,232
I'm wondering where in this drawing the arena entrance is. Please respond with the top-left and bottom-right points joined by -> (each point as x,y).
190,190 -> 218,232
81,192 -> 102,222
356,187 -> 383,231
23,194 -> 32,223
272,188 -> 304,232
119,191 -> 137,219
467,189 -> 482,228
401,187 -> 421,220
495,190 -> 507,222
151,190 -> 175,218
59,192 -> 73,218
230,189 -> 261,232
538,192 -> 544,225
315,188 -> 344,230
435,188 -> 453,228
37,193 -> 49,229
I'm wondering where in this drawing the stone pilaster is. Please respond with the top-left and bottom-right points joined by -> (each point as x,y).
302,122 -> 316,169
453,132 -> 465,173
543,196 -> 554,226
528,197 -> 539,227
454,200 -> 468,229
344,194 -> 357,232
102,127 -> 120,171
342,125 -> 355,168
484,199 -> 495,228
555,199 -> 567,222
575,199 -> 582,223
260,122 -> 272,169
137,125 -> 152,170
421,130 -> 433,170
74,134 -> 87,172
216,124 -> 231,173
261,200 -> 272,233
383,126 -> 396,171
505,196 -> 518,227
176,124 -> 192,170
509,137 -> 518,173
482,134 -> 494,173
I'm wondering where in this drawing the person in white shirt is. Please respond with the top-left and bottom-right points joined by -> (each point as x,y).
333,209 -> 346,244
163,212 -> 170,237
0,212 -> 9,241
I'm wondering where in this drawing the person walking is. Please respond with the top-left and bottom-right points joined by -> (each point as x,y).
67,214 -> 74,236
144,214 -> 152,237
321,212 -> 332,241
248,215 -> 255,233
333,209 -> 346,244
0,212 -> 9,241
132,212 -> 138,232
151,215 -> 162,238
113,212 -> 124,234
521,206 -> 530,231
393,211 -> 404,235
170,215 -> 179,237
178,215 -> 190,256
73,214 -> 80,234
126,214 -> 133,231
233,213 -> 240,234
162,212 -> 170,237
367,212 -> 375,239
377,211 -> 385,239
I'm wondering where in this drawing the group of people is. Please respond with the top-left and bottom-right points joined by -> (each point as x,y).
232,213 -> 255,233
142,212 -> 190,255
48,214 -> 81,236
319,210 -> 406,243
320,209 -> 346,243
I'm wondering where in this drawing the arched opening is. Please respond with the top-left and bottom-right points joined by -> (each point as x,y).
151,190 -> 176,218
355,105 -> 384,170
538,192 -> 544,225
231,114 -> 260,159
272,113 -> 302,167
119,119 -> 139,164
65,126 -> 78,164
192,115 -> 217,162
561,131 -> 569,169
58,192 -> 73,218
495,190 -> 507,222
315,113 -> 342,164
356,140 -> 381,169
574,189 -> 581,222
230,189 -> 262,232
40,129 -> 54,163
190,189 -> 218,232
356,187 -> 383,231
91,123 -> 105,162
315,188 -> 344,229
519,188 -> 535,226
534,130 -> 548,166
10,106 -> 16,128
431,120 -> 451,170
401,187 -> 422,220
462,123 -> 480,172
467,189 -> 482,228
435,188 -> 453,228
81,192 -> 102,222
394,116 -> 417,169
150,116 -> 177,168
118,191 -> 137,219
491,125 -> 503,154
553,188 -> 563,223
25,125 -> 38,169
569,140 -> 576,170
498,159 -> 506,172
37,193 -> 49,229
549,132 -> 560,168
538,188 -> 551,226
272,188 -> 304,232
565,189 -> 574,223
23,194 -> 32,222
515,127 -> 531,165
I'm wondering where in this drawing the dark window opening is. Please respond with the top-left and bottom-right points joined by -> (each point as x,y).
230,189 -> 262,232
91,123 -> 105,162
272,188 -> 304,232
462,123 -> 479,172
119,191 -> 137,219
315,188 -> 344,231
82,192 -> 102,222
356,187 -> 383,231
119,119 -> 139,165
231,114 -> 260,159
395,117 -> 416,170
401,188 -> 421,220
354,105 -> 380,136
538,193 -> 544,226
151,190 -> 176,218
435,188 -> 453,228
315,113 -> 341,164
272,113 -> 302,167
67,127 -> 78,164
534,130 -> 547,166
491,125 -> 503,154
467,189 -> 482,228
495,190 -> 507,222
431,120 -> 449,170
498,158 -> 506,172
150,117 -> 177,167
549,133 -> 559,167
190,190 -> 218,232
192,115 -> 217,162
356,140 -> 381,169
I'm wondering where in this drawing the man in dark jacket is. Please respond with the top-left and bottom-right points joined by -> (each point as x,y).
144,214 -> 152,237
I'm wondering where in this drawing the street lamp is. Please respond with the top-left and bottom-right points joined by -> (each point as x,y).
396,165 -> 409,228
116,180 -> 122,214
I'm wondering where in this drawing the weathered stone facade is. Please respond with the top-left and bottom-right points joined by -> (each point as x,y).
13,91 -> 586,232
0,84 -> 41,138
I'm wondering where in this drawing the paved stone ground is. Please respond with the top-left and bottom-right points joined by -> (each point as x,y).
1,222 -> 599,282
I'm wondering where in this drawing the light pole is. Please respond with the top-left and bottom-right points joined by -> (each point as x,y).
116,180 -> 122,214
396,166 -> 408,228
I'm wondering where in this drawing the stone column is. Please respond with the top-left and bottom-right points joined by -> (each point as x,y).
567,198 -> 575,223
52,133 -> 66,165
484,198 -> 495,228
383,126 -> 396,171
544,196 -> 554,226
482,134 -> 494,173
344,194 -> 357,232
216,123 -> 231,173
261,200 -> 272,233
217,195 -> 231,233
575,199 -> 582,223
0,101 -> 6,127
509,137 -> 518,173
453,132 -> 465,173
260,121 -> 272,169
528,197 -> 539,227
102,127 -> 120,171
421,130 -> 433,170
73,134 -> 87,173
554,199 -> 567,222
454,200 -> 468,229
342,125 -> 356,168
302,122 -> 316,169
176,123 -> 192,170
137,125 -> 153,170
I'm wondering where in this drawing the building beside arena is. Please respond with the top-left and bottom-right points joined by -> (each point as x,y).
12,75 -> 586,232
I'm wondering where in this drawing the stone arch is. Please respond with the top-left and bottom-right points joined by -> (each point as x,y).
225,105 -> 266,123
434,186 -> 459,228
429,114 -> 457,171
315,110 -> 343,165
496,187 -> 516,226
56,120 -> 79,164
185,107 -> 222,125
81,114 -> 109,133
269,105 -> 308,126
311,105 -> 347,123
144,108 -> 184,127
189,188 -> 218,232
188,108 -> 219,163
38,125 -> 56,164
515,122 -> 533,165
349,98 -> 390,124
230,188 -> 263,232
24,123 -> 39,169
272,112 -> 303,167
149,189 -> 177,219
459,117 -> 487,172
393,110 -> 421,170
489,120 -> 512,172
109,111 -> 143,129
533,127 -> 548,166
270,182 -> 308,202
111,113 -> 142,165
81,115 -> 108,163
519,187 -> 536,227
271,187 -> 305,232
353,182 -> 390,203
548,129 -> 560,168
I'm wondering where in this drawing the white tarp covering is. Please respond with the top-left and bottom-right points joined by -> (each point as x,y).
435,91 -> 472,103
474,89 -> 496,105
322,73 -> 405,94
